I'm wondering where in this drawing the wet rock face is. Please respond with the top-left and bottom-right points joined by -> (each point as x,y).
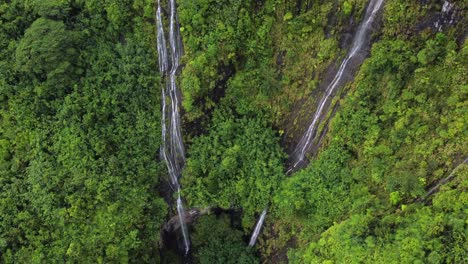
433,1 -> 458,31
417,1 -> 463,33
163,209 -> 202,233
160,208 -> 207,256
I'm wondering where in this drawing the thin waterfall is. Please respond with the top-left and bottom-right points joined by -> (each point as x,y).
248,209 -> 268,247
420,158 -> 468,200
288,0 -> 385,173
156,0 -> 190,254
250,0 -> 386,247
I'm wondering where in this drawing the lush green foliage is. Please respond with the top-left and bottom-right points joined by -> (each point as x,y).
178,0 -> 278,121
191,214 -> 259,263
1,0 -> 167,262
291,166 -> 467,263
182,108 -> 285,227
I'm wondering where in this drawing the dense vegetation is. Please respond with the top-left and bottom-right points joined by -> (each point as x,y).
271,35 -> 468,262
1,0 -> 466,263
191,214 -> 258,263
1,0 -> 166,262
182,108 -> 284,227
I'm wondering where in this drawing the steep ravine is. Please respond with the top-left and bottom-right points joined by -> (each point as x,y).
259,1 -> 466,262
247,0 -> 387,249
157,0 -> 467,262
287,0 -> 385,172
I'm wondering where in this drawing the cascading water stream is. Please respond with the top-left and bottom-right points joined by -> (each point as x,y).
248,209 -> 267,247
288,0 -> 385,173
156,0 -> 190,255
249,0 -> 386,247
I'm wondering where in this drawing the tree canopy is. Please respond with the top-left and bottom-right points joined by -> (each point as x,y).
182,108 -> 285,227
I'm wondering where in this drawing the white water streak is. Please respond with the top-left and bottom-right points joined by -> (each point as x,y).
156,0 -> 190,254
290,0 -> 385,170
248,209 -> 268,247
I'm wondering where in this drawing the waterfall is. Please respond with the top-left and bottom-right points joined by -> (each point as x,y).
248,209 -> 268,247
249,0 -> 386,247
156,0 -> 190,255
288,0 -> 386,172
